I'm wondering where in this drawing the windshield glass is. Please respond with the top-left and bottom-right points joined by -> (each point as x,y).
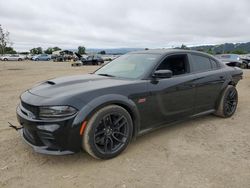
95,53 -> 160,79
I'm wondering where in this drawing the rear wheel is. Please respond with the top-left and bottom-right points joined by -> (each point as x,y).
214,85 -> 238,118
82,105 -> 133,159
18,58 -> 22,61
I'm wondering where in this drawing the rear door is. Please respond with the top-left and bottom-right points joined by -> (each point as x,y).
190,53 -> 225,113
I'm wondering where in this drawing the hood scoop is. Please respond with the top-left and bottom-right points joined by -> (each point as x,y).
46,80 -> 56,85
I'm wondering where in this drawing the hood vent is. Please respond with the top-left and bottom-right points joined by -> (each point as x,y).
46,80 -> 56,85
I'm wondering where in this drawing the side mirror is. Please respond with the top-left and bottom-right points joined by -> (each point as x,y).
153,69 -> 173,79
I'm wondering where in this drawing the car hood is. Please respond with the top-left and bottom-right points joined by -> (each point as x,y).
28,74 -> 134,99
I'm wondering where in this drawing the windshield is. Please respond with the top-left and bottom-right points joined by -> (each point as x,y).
95,53 -> 160,79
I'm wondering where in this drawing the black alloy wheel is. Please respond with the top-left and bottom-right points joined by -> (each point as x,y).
224,88 -> 238,116
215,85 -> 238,118
83,105 -> 133,159
94,113 -> 129,154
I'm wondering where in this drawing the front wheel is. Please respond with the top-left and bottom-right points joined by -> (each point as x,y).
82,105 -> 133,159
214,85 -> 238,118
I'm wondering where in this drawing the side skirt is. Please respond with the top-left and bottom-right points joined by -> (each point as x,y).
137,109 -> 215,136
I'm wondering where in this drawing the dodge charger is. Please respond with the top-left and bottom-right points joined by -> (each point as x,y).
16,49 -> 243,159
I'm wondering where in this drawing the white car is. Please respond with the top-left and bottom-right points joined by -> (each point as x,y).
0,54 -> 25,61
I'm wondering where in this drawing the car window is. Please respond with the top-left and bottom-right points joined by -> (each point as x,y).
210,59 -> 218,69
156,54 -> 189,76
191,54 -> 212,72
95,53 -> 160,79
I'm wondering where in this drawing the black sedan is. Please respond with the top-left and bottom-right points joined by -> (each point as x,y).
16,49 -> 243,159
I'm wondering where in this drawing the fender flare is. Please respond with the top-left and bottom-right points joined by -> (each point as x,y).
215,75 -> 236,109
72,94 -> 141,139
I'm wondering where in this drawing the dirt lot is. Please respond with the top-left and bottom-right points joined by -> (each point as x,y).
0,61 -> 250,188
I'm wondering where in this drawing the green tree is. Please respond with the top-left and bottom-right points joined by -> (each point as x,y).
44,47 -> 61,54
230,50 -> 247,55
180,44 -> 190,50
78,46 -> 86,55
0,24 -> 11,55
207,48 -> 214,55
53,47 -> 61,51
98,50 -> 106,55
30,47 -> 43,54
44,47 -> 53,54
4,47 -> 16,54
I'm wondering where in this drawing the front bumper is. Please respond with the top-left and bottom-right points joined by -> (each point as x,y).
16,103 -> 82,155
20,129 -> 74,155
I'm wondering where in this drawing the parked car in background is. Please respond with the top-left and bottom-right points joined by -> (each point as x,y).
31,54 -> 51,61
240,54 -> 250,69
0,54 -> 25,61
215,54 -> 245,68
75,53 -> 104,65
83,55 -> 104,65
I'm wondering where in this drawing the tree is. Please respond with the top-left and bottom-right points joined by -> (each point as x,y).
207,48 -> 214,55
30,47 -> 43,54
53,46 -> 61,51
230,50 -> 247,55
4,47 -> 16,54
98,50 -> 106,55
44,47 -> 53,54
44,46 -> 62,54
78,46 -> 86,55
0,24 -> 12,55
180,44 -> 190,50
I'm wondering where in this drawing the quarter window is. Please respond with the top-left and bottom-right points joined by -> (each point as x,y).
191,54 -> 212,72
210,59 -> 218,69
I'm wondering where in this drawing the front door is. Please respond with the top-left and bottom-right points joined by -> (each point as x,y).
140,53 -> 196,130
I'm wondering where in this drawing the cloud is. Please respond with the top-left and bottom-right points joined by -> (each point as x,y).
0,0 -> 249,51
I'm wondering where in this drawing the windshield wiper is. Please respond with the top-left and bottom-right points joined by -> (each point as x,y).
97,73 -> 115,77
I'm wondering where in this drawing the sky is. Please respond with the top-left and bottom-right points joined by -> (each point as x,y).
0,0 -> 250,51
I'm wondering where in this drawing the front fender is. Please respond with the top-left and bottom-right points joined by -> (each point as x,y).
72,94 -> 141,139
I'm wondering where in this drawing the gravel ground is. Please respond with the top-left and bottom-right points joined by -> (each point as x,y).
0,61 -> 250,188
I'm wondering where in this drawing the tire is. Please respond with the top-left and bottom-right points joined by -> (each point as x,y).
18,58 -> 22,61
35,58 -> 38,61
4,58 -> 8,61
83,105 -> 133,159
47,58 -> 50,61
214,85 -> 238,118
241,63 -> 247,69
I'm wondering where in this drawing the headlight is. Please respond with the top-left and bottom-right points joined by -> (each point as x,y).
39,106 -> 77,119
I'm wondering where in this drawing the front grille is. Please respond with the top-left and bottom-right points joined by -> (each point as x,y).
21,101 -> 39,117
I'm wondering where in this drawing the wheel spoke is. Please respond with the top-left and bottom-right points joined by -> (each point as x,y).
116,121 -> 127,130
95,136 -> 105,144
112,134 -> 125,143
114,116 -> 124,126
113,131 -> 127,137
229,90 -> 236,100
108,137 -> 114,151
95,130 -> 105,137
104,138 -> 108,152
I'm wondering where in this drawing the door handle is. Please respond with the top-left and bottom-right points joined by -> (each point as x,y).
219,76 -> 225,80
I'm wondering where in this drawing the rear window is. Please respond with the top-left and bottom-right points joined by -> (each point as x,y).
191,54 -> 212,72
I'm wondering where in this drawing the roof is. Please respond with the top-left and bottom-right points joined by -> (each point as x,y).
129,49 -> 217,60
